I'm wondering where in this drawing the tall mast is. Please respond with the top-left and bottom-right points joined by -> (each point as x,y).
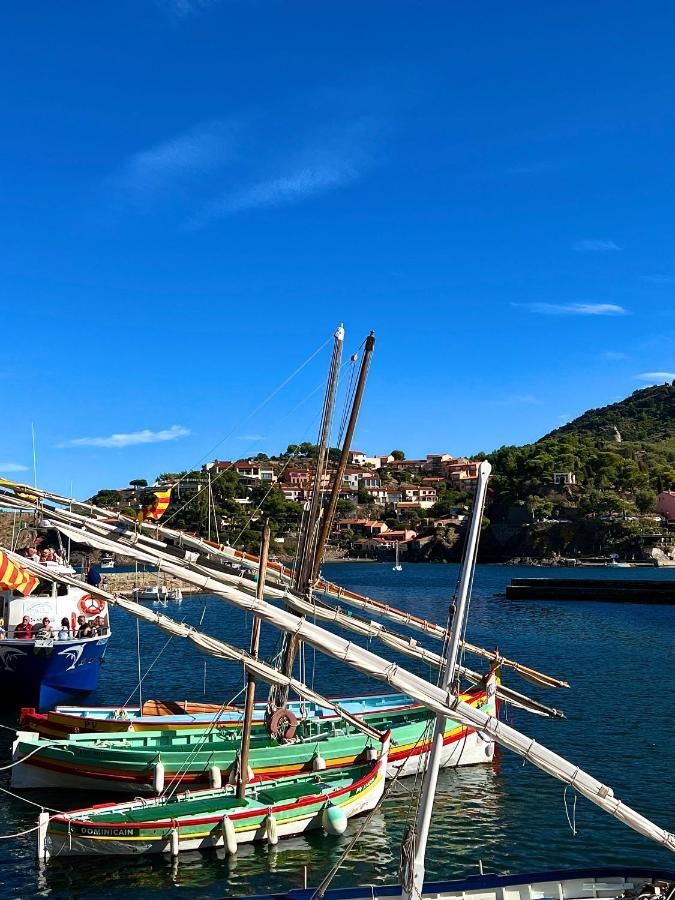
401,460 -> 492,900
237,522 -> 270,799
294,324 -> 344,593
269,324 -> 344,710
311,331 -> 375,583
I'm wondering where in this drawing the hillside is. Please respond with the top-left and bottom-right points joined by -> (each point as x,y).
543,382 -> 675,443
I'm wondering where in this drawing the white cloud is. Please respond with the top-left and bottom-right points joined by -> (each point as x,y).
189,117 -> 384,227
108,120 -> 239,212
58,425 -> 190,449
514,302 -> 628,316
635,372 -> 675,383
0,462 -> 29,472
572,240 -> 620,252
600,351 -> 627,360
237,434 -> 265,441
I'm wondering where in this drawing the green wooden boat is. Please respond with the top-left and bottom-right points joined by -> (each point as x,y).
13,676 -> 497,793
38,734 -> 389,859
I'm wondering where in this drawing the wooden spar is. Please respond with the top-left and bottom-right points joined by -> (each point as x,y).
0,488 -> 567,689
10,525 -> 675,855
237,523 -> 270,799
282,591 -> 564,718
311,331 -> 375,583
403,460 -> 491,900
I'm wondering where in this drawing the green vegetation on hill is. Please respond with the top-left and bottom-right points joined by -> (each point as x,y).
546,382 -> 675,443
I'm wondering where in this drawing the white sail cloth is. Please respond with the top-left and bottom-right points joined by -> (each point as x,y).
20,516 -> 675,855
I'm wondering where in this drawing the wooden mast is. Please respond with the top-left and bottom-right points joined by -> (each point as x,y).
269,324 -> 344,710
237,522 -> 270,799
311,331 -> 375,583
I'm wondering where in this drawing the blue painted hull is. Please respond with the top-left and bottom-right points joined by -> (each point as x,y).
241,867 -> 675,900
0,636 -> 109,709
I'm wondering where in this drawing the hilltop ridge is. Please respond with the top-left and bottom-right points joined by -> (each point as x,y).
542,382 -> 675,444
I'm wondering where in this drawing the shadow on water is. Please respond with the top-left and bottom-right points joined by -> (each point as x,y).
1,564 -> 674,897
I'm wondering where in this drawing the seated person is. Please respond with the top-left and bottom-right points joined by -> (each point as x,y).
14,615 -> 34,639
0,617 -> 5,640
92,615 -> 109,635
57,617 -> 70,640
76,614 -> 93,638
34,617 -> 54,639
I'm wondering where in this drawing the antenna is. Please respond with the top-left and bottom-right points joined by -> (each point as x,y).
31,423 -> 38,488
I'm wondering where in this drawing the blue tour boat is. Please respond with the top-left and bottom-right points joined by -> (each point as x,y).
0,558 -> 110,709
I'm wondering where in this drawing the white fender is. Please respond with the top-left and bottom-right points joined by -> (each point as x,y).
312,751 -> 326,771
36,811 -> 50,861
170,826 -> 180,856
221,815 -> 237,855
322,803 -> 348,836
265,812 -> 278,845
209,765 -> 222,789
366,745 -> 378,762
153,758 -> 165,794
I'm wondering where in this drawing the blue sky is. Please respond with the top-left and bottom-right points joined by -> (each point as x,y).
1,1 -> 674,498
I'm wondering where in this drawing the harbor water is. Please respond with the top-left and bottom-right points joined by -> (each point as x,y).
1,563 -> 673,897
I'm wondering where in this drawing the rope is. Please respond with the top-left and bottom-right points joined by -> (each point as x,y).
0,822 -> 44,839
0,740 -> 65,771
564,785 -> 578,835
0,784 -> 65,814
162,334 -> 334,512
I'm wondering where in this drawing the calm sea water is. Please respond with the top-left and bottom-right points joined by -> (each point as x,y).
1,563 -> 673,898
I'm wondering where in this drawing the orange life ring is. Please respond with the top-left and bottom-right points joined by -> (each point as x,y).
79,594 -> 104,616
266,707 -> 298,741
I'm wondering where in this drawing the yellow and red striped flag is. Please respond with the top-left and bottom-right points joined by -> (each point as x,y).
0,551 -> 40,596
138,486 -> 173,524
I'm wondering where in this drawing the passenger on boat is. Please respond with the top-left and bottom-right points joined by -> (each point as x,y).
91,615 -> 107,636
34,617 -> 54,639
0,617 -> 6,639
14,615 -> 34,639
76,615 -> 93,638
57,617 -> 70,640
86,564 -> 101,588
22,547 -> 40,563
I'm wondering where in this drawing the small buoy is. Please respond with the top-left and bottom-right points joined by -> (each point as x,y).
153,758 -> 165,794
322,803 -> 348,836
221,814 -> 237,855
365,745 -> 378,762
170,826 -> 180,856
265,812 -> 279,846
209,765 -> 222,789
312,751 -> 326,771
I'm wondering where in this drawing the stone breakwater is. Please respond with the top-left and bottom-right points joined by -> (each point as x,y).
100,572 -> 201,596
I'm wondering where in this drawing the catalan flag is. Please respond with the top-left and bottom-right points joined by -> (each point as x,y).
138,486 -> 173,524
0,551 -> 40,597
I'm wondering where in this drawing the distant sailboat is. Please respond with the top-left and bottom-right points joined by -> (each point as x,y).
393,541 -> 402,572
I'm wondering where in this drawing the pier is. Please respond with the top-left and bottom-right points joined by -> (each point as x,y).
506,577 -> 675,604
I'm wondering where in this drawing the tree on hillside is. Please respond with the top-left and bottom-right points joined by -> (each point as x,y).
89,489 -> 124,508
391,449 -> 405,460
129,478 -> 148,489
